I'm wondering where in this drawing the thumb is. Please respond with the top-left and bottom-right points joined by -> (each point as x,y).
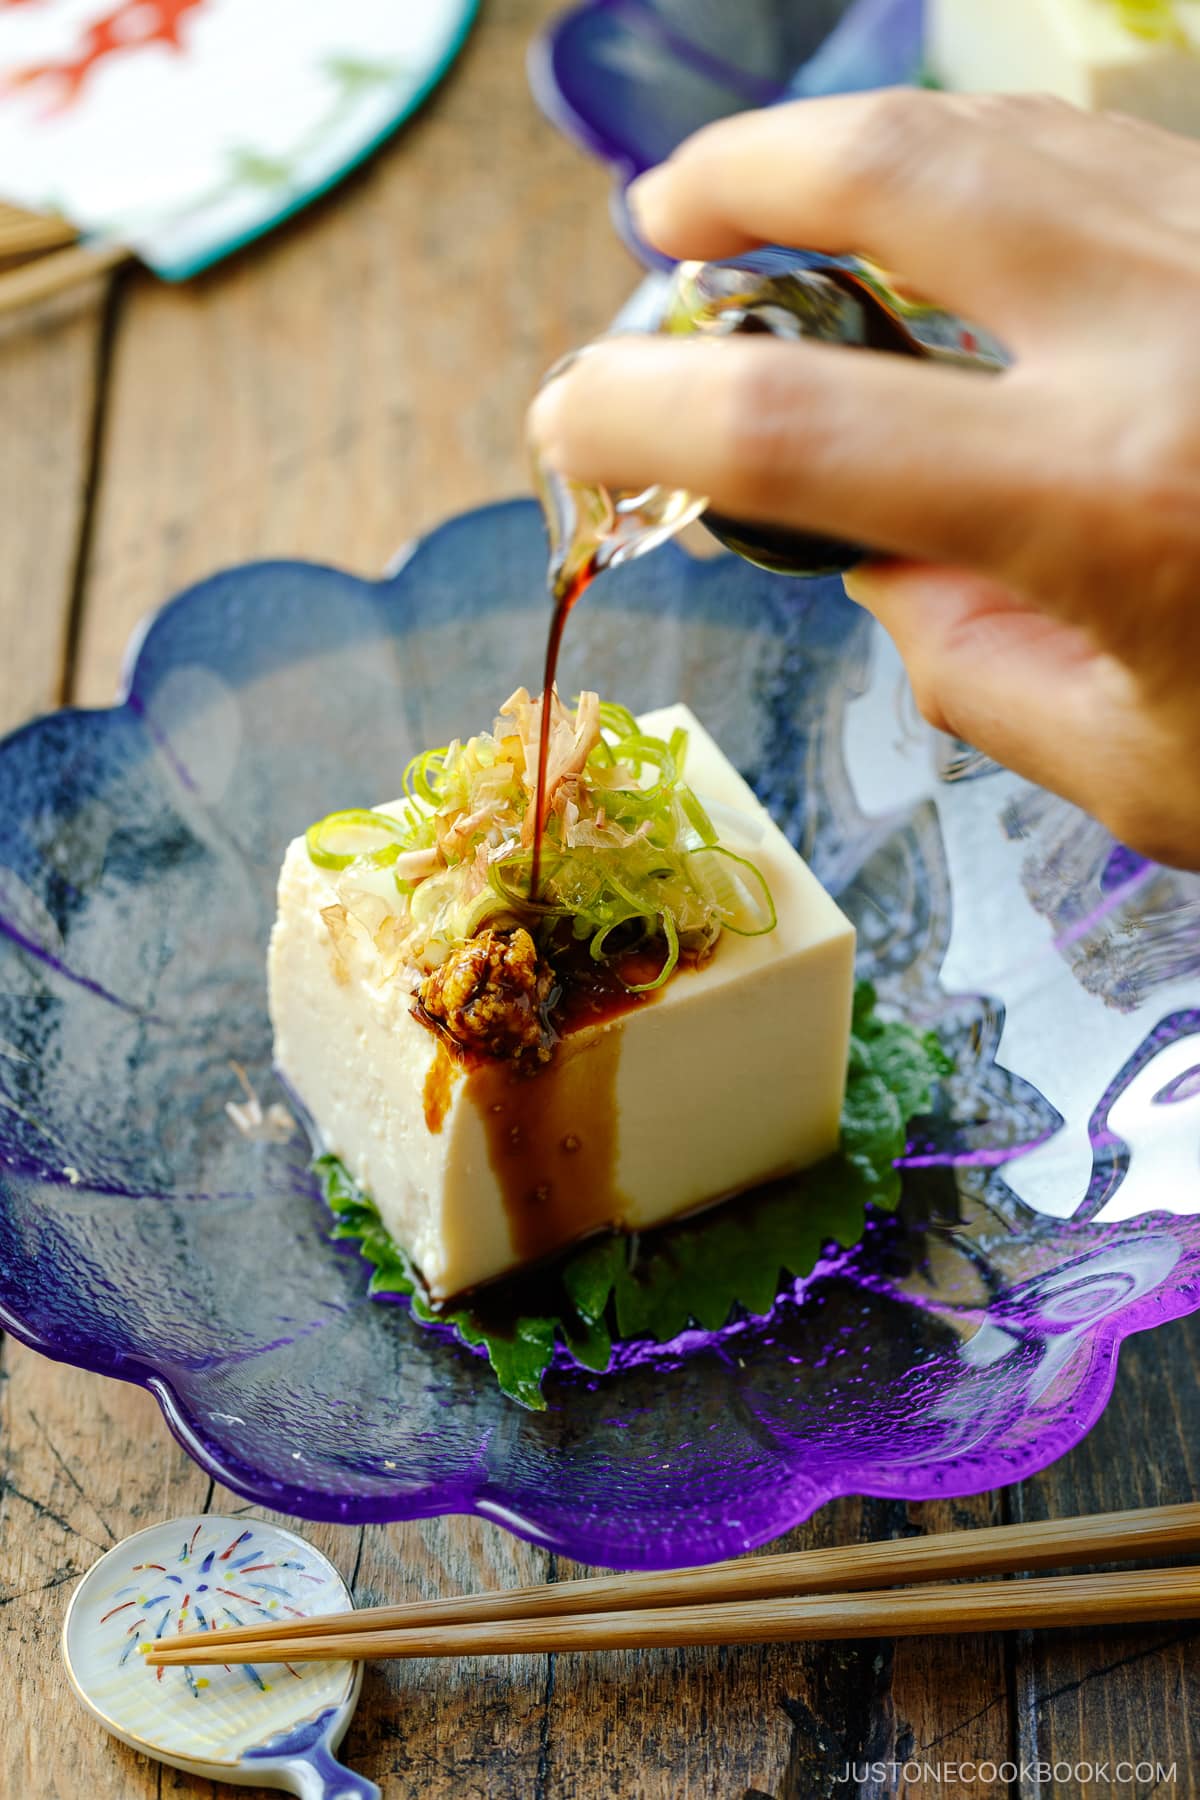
843,562 -> 1126,813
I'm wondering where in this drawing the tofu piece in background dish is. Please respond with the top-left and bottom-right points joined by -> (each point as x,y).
930,0 -> 1200,137
268,704 -> 856,1302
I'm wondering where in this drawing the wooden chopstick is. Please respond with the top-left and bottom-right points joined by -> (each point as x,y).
0,206 -> 78,256
0,196 -> 127,318
148,1502 -> 1200,1664
0,239 -> 128,316
145,1566 -> 1200,1664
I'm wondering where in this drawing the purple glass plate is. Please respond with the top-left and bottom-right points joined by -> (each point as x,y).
1,498 -> 1198,1569
529,0 -> 925,264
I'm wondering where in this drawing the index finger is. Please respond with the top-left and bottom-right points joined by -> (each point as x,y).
628,90 -> 1140,346
530,333 -> 1045,587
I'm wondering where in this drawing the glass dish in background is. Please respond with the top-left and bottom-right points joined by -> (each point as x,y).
529,0 -> 924,265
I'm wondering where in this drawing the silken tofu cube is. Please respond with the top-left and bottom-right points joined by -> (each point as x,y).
268,704 -> 856,1301
930,0 -> 1200,137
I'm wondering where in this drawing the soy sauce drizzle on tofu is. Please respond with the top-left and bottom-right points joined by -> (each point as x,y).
413,935 -> 684,1271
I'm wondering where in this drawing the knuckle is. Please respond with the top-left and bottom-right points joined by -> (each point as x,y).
1029,394 -> 1200,639
712,340 -> 895,525
960,91 -> 1075,133
672,112 -> 733,175
713,347 -> 806,512
674,106 -> 774,187
835,87 -> 950,198
1082,407 -> 1200,586
833,88 -> 1020,229
939,129 -> 1018,218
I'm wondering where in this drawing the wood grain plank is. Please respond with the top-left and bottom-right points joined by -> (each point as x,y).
0,1340 -> 211,1800
345,1518 -> 552,1798
72,0 -> 635,706
1013,1315 -> 1200,1799
864,1498 -> 1012,1800
534,1496 -> 1012,1800
8,3 -> 609,1795
0,276 -> 112,1800
0,288 -> 103,732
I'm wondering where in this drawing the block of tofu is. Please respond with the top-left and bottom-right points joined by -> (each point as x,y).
269,704 -> 856,1301
930,0 -> 1200,136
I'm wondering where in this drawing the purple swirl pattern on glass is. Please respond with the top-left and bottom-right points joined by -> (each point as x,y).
0,498 -> 1197,1569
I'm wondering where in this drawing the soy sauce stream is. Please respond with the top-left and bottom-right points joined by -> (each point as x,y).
530,558 -> 596,898
526,262 -> 1000,898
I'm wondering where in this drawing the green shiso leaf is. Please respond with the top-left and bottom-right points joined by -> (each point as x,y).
315,982 -> 946,1410
319,1150 -> 564,1410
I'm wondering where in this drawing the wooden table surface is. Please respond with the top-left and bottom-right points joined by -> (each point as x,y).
2,4 -> 1199,1796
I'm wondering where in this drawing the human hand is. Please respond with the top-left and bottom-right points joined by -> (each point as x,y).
528,92 -> 1200,868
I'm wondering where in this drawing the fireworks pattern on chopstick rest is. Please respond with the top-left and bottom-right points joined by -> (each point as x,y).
98,1523 -> 323,1697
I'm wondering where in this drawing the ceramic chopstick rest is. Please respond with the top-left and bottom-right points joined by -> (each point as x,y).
62,1515 -> 378,1798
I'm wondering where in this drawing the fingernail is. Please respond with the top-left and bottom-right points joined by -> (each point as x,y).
529,342 -> 607,458
844,560 -> 903,612
527,378 -> 568,462
626,165 -> 670,237
538,345 -> 585,389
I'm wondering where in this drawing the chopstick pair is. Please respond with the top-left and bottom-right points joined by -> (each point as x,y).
0,203 -> 129,317
145,1501 -> 1200,1666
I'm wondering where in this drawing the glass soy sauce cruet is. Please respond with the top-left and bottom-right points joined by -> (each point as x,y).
525,250 -> 1004,889
531,248 -> 1004,602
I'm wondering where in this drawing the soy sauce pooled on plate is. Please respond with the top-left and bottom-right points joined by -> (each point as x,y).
528,249 -> 1004,887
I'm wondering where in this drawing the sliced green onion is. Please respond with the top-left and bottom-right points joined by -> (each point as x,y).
678,784 -> 718,846
403,747 -> 448,808
306,809 -> 405,871
488,861 -> 574,918
459,889 -> 518,938
609,732 -> 677,789
600,865 -> 659,917
588,910 -> 645,963
623,908 -> 680,991
688,844 -> 777,936
587,736 -> 617,769
303,696 -> 778,984
597,700 -> 638,740
407,866 -> 456,927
